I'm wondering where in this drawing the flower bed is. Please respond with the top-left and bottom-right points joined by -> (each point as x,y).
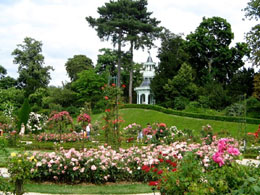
35,133 -> 89,143
30,137 -> 240,184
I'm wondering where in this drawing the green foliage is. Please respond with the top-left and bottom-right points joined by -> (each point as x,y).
159,152 -> 209,194
253,72 -> 260,99
244,0 -> 260,65
228,68 -> 255,100
151,31 -> 188,105
0,76 -> 17,89
72,69 -> 108,111
12,37 -> 53,96
225,103 -> 246,117
0,87 -> 25,111
244,0 -> 260,20
102,84 -> 124,148
65,54 -> 93,81
186,16 -> 249,85
246,97 -> 260,118
201,82 -> 231,110
42,86 -> 77,109
8,151 -> 36,195
163,63 -> 197,109
87,0 -> 162,88
18,98 -> 31,131
96,48 -> 118,76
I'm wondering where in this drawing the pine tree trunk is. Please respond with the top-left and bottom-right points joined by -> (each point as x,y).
117,33 -> 122,87
129,41 -> 134,104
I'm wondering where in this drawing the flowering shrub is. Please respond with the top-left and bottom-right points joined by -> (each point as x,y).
29,137 -> 241,185
48,111 -> 73,124
77,113 -> 91,128
123,123 -> 142,137
200,124 -> 214,145
48,111 -> 73,141
7,151 -> 36,195
102,84 -> 124,148
212,138 -> 240,167
26,112 -> 48,134
35,133 -> 89,143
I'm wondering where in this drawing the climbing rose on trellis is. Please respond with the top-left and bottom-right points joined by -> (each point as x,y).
77,113 -> 91,123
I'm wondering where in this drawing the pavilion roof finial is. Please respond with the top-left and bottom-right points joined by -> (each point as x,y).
147,51 -> 153,63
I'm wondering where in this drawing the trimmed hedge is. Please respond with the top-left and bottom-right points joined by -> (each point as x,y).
122,104 -> 260,125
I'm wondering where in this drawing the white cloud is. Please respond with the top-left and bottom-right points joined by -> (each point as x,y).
0,0 -> 257,86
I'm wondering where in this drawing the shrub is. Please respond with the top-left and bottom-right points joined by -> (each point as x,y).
7,151 -> 36,195
17,98 -> 31,133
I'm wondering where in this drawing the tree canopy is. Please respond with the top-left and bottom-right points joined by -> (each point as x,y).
65,54 -> 93,82
186,16 -> 249,85
12,37 -> 53,96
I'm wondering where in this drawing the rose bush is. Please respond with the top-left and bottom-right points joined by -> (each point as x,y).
30,137 -> 241,184
35,132 -> 89,143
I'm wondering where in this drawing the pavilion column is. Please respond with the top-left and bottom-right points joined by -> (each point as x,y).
137,93 -> 139,104
145,93 -> 149,104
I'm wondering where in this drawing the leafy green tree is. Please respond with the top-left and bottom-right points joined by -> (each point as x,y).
0,65 -> 7,79
243,0 -> 260,66
227,68 -> 255,100
72,69 -> 108,112
253,72 -> 260,99
42,86 -> 77,109
0,76 -> 17,89
163,63 -> 197,109
96,48 -> 118,77
0,88 -> 24,111
151,31 -> 189,105
12,37 -> 53,96
186,17 -> 249,85
65,55 -> 93,81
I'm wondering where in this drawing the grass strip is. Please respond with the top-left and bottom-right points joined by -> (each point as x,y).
24,182 -> 154,194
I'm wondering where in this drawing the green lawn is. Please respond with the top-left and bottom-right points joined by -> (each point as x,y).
23,182 -> 155,194
117,108 -> 258,138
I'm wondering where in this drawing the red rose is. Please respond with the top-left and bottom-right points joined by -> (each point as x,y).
158,158 -> 164,163
111,83 -> 116,87
122,84 -> 126,88
157,170 -> 163,175
149,181 -> 159,186
172,168 -> 177,172
104,96 -> 109,100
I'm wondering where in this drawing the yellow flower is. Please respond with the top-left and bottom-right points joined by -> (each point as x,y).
29,156 -> 34,161
24,152 -> 28,156
11,152 -> 16,157
34,159 -> 37,163
18,160 -> 22,163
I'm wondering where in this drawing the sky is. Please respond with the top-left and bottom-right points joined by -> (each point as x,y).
0,0 -> 258,86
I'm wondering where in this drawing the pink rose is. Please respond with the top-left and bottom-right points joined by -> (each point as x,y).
91,165 -> 97,171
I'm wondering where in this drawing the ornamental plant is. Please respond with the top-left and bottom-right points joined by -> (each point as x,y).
36,132 -> 88,142
48,111 -> 73,142
7,151 -> 36,195
102,83 -> 124,149
77,113 -> 91,129
123,123 -> 142,138
26,112 -> 48,134
201,124 -> 214,145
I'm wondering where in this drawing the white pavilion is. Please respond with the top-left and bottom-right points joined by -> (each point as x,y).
134,54 -> 156,104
